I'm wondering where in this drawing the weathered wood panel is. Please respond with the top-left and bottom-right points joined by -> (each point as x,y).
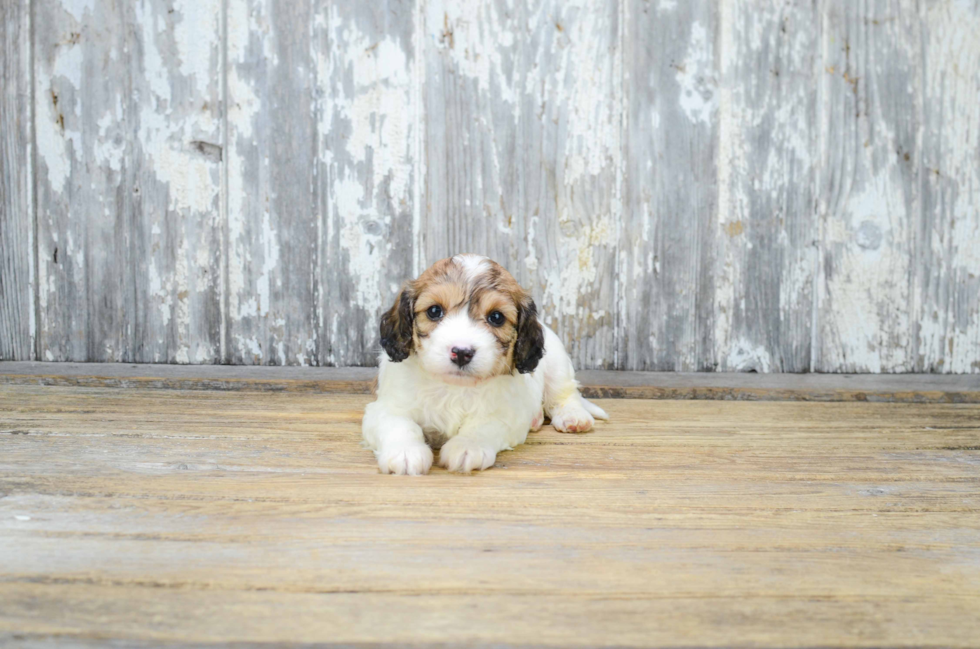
0,0 -> 35,360
713,0 -> 820,372
422,0 -> 622,369
520,0 -> 622,369
4,0 -> 980,371
620,0 -> 718,371
814,0 -> 921,372
33,0 -> 224,363
421,0 -> 524,269
225,0 -> 318,365
917,0 -> 980,373
316,0 -> 419,367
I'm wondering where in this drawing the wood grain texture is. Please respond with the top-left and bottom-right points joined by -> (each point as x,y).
421,0 -> 524,270
33,0 -> 224,363
916,0 -> 980,373
814,0 -> 921,372
1,384 -> 979,647
4,0 -> 980,371
521,0 -> 622,369
225,0 -> 318,365
620,0 -> 718,371
316,0 -> 419,367
714,0 -> 819,372
0,0 -> 35,361
422,0 -> 622,369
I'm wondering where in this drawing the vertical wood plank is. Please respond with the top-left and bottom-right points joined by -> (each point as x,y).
0,0 -> 35,360
421,0 -> 525,267
316,0 -> 419,367
33,0 -> 224,363
713,1 -> 820,372
619,0 -> 718,371
225,0 -> 318,365
814,0 -> 921,372
916,0 -> 980,373
521,0 -> 622,369
422,0 -> 622,368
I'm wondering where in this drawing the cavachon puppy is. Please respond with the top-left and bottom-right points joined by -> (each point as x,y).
362,254 -> 608,475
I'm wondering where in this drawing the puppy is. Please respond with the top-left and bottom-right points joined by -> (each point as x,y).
362,254 -> 608,475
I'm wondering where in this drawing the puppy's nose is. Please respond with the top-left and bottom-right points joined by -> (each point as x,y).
450,346 -> 475,367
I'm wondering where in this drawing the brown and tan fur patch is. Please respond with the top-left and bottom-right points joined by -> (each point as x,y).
379,256 -> 545,376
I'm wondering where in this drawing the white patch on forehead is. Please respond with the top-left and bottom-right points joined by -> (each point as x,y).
452,254 -> 490,281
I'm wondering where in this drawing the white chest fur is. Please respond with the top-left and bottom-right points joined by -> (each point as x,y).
376,356 -> 544,449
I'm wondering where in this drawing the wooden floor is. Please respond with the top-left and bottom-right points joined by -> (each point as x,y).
2,382 -> 980,647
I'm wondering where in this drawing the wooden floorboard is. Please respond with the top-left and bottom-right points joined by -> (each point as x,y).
1,362 -> 979,402
1,384 -> 979,647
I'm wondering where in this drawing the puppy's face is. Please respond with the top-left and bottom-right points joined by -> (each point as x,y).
380,255 -> 544,384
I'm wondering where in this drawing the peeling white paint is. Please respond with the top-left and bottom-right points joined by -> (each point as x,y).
93,102 -> 124,173
823,171 -> 912,373
226,0 -> 264,340
726,340 -> 773,373
714,0 -> 736,366
333,174 -> 385,312
431,0 -> 519,115
318,4 -> 418,347
524,215 -> 539,272
255,212 -> 280,318
148,258 -> 171,328
676,22 -> 717,125
35,43 -> 82,195
915,1 -> 980,372
62,0 -> 96,23
527,0 -> 620,186
338,35 -> 413,203
22,0 -> 980,372
172,0 -> 218,99
542,214 -> 615,319
135,0 -> 220,217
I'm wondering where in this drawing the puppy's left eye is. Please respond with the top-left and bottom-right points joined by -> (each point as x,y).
487,311 -> 505,327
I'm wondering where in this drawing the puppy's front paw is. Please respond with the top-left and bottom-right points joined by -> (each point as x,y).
378,443 -> 433,476
437,437 -> 497,473
549,401 -> 595,433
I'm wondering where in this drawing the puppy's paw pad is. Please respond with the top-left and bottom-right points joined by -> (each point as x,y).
438,438 -> 497,473
550,403 -> 595,434
378,444 -> 433,476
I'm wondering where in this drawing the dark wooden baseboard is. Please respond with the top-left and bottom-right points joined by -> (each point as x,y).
1,362 -> 978,403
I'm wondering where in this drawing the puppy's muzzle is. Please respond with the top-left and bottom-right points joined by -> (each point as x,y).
450,346 -> 475,368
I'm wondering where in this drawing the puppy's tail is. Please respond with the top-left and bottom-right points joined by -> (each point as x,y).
580,396 -> 609,421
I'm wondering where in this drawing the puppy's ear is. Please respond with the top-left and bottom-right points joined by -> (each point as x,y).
380,284 -> 416,362
513,295 -> 545,374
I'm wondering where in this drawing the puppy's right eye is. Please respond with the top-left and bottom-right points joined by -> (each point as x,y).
426,305 -> 444,320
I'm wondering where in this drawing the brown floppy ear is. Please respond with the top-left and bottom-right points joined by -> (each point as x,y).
379,284 -> 416,362
513,296 -> 545,374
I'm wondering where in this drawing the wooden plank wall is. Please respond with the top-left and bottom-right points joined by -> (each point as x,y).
1,0 -> 978,371
0,0 -> 35,361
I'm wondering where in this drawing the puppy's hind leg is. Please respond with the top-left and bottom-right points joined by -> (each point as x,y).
540,326 -> 608,434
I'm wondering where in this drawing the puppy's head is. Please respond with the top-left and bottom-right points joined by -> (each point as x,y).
380,255 -> 544,384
